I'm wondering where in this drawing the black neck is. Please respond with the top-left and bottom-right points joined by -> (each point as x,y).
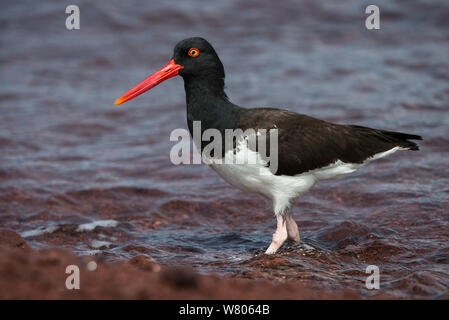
183,76 -> 242,137
184,74 -> 227,101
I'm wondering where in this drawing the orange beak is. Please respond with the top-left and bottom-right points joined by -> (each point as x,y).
114,59 -> 184,105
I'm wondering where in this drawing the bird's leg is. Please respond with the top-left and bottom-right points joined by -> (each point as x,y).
286,213 -> 300,243
265,215 -> 288,254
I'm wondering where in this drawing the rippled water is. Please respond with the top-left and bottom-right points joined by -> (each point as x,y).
1,0 -> 448,298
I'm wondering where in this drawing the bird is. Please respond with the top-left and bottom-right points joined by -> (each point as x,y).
114,37 -> 422,254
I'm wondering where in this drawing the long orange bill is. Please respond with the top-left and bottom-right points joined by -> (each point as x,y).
114,59 -> 184,105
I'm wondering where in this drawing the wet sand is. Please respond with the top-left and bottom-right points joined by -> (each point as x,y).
1,0 -> 448,299
0,229 -> 370,299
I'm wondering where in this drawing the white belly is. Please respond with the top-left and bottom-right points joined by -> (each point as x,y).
208,143 -> 405,215
209,143 -> 316,215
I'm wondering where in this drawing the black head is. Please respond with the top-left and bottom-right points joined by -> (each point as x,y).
172,37 -> 225,81
114,37 -> 226,105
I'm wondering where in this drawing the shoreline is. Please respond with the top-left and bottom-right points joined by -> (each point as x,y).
0,229 -> 377,299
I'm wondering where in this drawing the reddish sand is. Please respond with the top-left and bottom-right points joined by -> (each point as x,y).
0,229 -> 382,299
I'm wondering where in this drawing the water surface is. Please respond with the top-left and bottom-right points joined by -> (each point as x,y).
1,0 -> 448,298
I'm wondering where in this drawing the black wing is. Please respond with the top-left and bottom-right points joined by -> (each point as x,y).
237,108 -> 422,176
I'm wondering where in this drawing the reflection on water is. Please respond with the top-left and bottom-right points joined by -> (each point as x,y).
1,0 -> 448,298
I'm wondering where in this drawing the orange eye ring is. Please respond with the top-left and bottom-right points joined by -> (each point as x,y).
188,48 -> 200,57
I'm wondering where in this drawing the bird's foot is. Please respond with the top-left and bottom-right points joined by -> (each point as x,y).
265,233 -> 288,254
286,214 -> 300,243
265,215 -> 288,254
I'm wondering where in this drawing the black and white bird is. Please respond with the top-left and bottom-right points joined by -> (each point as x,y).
115,37 -> 422,254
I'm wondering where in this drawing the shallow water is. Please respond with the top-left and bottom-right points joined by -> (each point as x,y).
1,0 -> 448,298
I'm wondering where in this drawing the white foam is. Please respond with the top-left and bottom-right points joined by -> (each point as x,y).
21,225 -> 59,238
76,220 -> 118,232
90,240 -> 112,249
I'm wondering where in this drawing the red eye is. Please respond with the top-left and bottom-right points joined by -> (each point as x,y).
188,48 -> 199,57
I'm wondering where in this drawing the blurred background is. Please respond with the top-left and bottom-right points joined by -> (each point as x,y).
0,0 -> 448,298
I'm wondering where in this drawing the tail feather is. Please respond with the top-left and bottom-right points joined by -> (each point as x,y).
379,129 -> 422,141
380,130 -> 422,151
350,125 -> 422,151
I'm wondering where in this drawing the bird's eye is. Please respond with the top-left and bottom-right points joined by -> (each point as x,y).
188,48 -> 199,57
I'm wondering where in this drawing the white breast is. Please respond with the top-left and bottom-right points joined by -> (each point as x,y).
209,140 -> 316,215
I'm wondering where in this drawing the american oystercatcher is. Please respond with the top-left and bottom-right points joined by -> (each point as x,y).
115,37 -> 422,254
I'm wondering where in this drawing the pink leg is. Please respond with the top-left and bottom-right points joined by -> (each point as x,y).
286,214 -> 300,242
265,215 -> 288,254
